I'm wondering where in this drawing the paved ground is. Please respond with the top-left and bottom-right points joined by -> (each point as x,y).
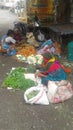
0,9 -> 18,37
0,9 -> 73,130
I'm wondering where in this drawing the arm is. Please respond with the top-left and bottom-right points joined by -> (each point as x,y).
5,36 -> 16,45
35,71 -> 47,78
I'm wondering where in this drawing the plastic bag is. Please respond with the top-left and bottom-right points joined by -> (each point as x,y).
24,86 -> 49,105
48,80 -> 73,103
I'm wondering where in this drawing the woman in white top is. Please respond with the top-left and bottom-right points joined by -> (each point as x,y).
1,29 -> 16,55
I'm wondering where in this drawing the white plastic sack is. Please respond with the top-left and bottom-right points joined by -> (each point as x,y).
48,80 -> 73,103
24,86 -> 49,105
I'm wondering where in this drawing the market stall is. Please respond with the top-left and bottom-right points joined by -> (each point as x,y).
48,23 -> 73,44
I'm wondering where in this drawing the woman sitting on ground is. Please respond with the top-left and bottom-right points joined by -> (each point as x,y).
37,39 -> 55,55
1,29 -> 16,56
35,53 -> 66,86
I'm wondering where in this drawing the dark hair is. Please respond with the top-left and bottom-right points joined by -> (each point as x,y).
7,29 -> 14,36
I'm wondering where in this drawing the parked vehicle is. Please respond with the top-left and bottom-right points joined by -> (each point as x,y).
26,0 -> 71,27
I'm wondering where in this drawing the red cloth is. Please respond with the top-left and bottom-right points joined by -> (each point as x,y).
48,61 -> 61,72
42,61 -> 61,75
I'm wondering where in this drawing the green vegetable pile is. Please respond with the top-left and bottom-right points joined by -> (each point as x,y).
2,67 -> 35,90
26,90 -> 39,100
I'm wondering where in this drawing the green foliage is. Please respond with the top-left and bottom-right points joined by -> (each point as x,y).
2,67 -> 35,90
26,90 -> 39,100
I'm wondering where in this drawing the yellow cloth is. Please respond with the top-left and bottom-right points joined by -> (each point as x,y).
48,57 -> 55,62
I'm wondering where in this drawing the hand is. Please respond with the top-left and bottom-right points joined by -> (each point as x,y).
35,71 -> 46,77
10,45 -> 15,50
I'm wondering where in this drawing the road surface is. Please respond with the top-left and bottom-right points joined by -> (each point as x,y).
0,9 -> 18,37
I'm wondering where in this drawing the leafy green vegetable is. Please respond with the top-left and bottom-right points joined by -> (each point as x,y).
2,67 -> 35,90
26,90 -> 39,100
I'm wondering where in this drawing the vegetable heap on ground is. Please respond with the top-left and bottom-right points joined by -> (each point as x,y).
16,43 -> 36,57
2,67 -> 36,90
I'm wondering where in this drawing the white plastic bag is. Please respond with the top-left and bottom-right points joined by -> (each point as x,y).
24,86 -> 49,105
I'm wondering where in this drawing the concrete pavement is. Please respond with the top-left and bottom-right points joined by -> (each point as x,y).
0,9 -> 18,37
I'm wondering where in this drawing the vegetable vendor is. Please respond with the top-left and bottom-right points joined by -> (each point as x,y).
37,39 -> 61,57
1,29 -> 16,56
35,53 -> 66,86
37,39 -> 55,55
